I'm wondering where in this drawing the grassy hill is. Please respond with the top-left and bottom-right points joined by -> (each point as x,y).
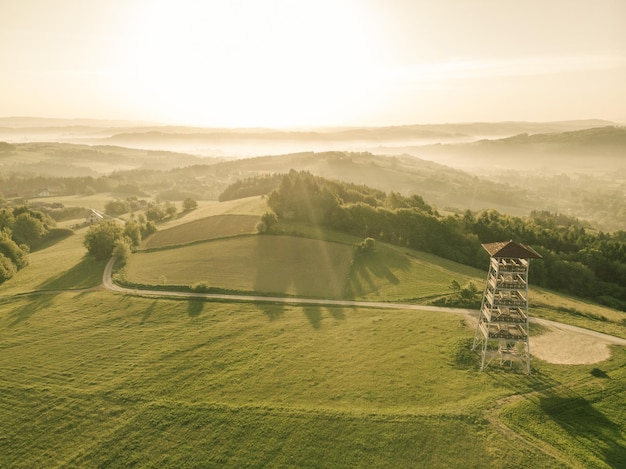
127,233 -> 482,302
0,142 -> 209,177
1,196 -> 626,467
1,272 -> 625,467
2,127 -> 624,230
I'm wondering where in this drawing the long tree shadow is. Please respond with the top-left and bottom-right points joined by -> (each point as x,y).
29,228 -> 74,252
344,247 -> 410,299
37,256 -> 106,291
8,293 -> 55,327
187,299 -> 205,317
140,300 -> 158,324
257,303 -> 286,321
303,305 -> 323,329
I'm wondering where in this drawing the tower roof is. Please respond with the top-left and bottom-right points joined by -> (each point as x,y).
481,240 -> 542,259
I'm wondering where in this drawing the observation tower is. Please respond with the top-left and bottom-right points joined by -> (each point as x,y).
472,240 -> 542,373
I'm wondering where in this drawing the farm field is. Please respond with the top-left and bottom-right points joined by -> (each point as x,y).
1,196 -> 625,467
155,196 -> 269,231
2,290 -> 624,467
30,192 -> 121,212
144,214 -> 259,249
128,235 -> 355,298
126,231 -> 484,301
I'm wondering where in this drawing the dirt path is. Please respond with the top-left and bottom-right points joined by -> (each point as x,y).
103,258 -> 626,365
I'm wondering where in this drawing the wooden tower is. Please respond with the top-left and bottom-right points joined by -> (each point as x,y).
472,240 -> 542,373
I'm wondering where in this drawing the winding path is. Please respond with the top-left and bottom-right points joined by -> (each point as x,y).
103,258 -> 626,347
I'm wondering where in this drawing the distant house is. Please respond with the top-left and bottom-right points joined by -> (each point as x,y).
37,189 -> 52,197
86,209 -> 105,224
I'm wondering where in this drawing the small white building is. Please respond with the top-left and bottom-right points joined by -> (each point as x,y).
37,189 -> 52,197
86,209 -> 105,224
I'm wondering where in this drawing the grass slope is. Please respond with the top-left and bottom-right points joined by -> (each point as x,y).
0,227 -> 104,297
5,291 -> 621,468
144,214 -> 259,249
127,235 -> 355,298
127,208 -> 626,337
1,199 -> 625,467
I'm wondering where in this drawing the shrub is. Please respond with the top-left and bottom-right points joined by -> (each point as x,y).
255,221 -> 267,234
113,238 -> 132,266
191,282 -> 211,293
355,237 -> 375,254
183,198 -> 198,211
0,253 -> 17,282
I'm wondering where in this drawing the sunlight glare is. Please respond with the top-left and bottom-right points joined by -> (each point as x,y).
119,0 -> 382,127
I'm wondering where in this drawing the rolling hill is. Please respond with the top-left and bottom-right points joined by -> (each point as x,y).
1,195 -> 625,467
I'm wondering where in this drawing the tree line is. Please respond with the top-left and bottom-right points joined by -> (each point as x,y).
249,170 -> 626,310
0,204 -> 57,282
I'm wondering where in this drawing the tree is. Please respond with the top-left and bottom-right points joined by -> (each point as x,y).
0,208 -> 15,232
0,253 -> 17,283
141,221 -> 157,239
355,237 -> 375,254
123,220 -> 142,247
145,205 -> 165,222
104,199 -> 130,217
11,212 -> 47,246
113,238 -> 132,266
183,198 -> 198,211
448,279 -> 461,293
260,211 -> 278,232
0,229 -> 28,269
164,201 -> 177,218
84,220 -> 123,260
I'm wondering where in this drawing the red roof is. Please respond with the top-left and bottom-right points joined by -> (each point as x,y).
481,240 -> 542,259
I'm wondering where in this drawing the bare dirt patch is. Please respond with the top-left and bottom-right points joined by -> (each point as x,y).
530,329 -> 612,365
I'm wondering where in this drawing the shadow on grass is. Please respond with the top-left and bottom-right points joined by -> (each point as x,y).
37,256 -> 105,291
539,396 -> 625,467
187,299 -> 204,317
303,305 -> 346,329
496,366 -> 625,467
590,367 -> 610,379
304,305 -> 323,329
29,228 -> 74,252
344,248 -> 410,299
9,293 -> 55,327
141,300 -> 158,324
257,303 -> 286,321
256,303 -> 344,328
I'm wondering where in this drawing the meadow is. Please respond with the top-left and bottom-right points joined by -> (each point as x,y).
1,197 -> 625,467
2,290 -> 624,468
143,214 -> 259,249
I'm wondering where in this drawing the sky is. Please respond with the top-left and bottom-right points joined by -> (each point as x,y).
1,0 -> 625,128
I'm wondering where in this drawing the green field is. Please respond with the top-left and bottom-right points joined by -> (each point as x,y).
1,197 -> 625,467
144,214 -> 259,249
1,290 -> 624,468
129,235 -> 355,298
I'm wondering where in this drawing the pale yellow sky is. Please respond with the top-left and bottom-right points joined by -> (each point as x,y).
1,0 -> 625,127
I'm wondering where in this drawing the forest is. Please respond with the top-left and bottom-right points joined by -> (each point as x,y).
257,170 -> 626,311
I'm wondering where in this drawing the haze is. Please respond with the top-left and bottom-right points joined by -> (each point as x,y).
1,0 -> 625,128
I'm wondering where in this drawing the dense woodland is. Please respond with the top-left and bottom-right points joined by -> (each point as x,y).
250,170 -> 626,311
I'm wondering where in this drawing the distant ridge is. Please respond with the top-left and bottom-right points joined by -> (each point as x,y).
0,116 -> 157,128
